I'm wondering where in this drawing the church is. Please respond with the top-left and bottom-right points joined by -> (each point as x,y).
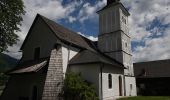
1,0 -> 137,100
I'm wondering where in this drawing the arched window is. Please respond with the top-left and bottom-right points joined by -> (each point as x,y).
108,74 -> 112,89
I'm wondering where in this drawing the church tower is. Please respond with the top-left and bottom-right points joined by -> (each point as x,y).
98,0 -> 134,76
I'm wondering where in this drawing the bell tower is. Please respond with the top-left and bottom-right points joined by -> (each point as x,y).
97,0 -> 133,76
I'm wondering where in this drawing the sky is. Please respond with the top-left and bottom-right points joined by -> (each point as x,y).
5,0 -> 170,63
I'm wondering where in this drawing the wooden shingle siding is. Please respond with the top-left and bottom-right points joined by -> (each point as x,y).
42,45 -> 63,100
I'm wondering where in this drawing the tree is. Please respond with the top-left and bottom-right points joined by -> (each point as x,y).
63,72 -> 99,100
0,0 -> 25,52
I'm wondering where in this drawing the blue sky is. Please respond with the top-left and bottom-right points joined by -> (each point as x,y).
6,0 -> 170,62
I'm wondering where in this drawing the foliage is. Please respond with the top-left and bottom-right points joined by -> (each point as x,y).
63,72 -> 99,100
0,72 -> 8,96
0,0 -> 25,52
0,73 -> 9,86
117,96 -> 170,100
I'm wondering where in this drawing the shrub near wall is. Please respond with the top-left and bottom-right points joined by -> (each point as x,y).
63,72 -> 99,100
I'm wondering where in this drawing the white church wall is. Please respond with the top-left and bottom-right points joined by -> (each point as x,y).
125,77 -> 137,96
69,64 -> 100,96
102,65 -> 124,100
61,45 -> 79,77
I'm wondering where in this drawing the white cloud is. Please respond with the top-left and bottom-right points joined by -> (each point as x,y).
5,0 -> 82,59
6,0 -> 170,63
68,16 -> 76,23
121,0 -> 170,62
77,32 -> 98,41
78,0 -> 106,23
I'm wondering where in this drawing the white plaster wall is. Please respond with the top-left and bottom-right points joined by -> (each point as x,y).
69,64 -> 100,96
62,45 -> 79,77
102,65 -> 124,100
125,77 -> 137,96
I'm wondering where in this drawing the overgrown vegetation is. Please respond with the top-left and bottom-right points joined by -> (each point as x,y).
63,72 -> 99,100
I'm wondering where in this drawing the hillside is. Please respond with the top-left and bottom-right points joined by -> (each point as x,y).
0,53 -> 18,72
0,53 -> 18,95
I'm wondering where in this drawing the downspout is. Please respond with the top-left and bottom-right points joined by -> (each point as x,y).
100,63 -> 104,100
67,44 -> 71,65
123,75 -> 126,96
66,43 -> 71,74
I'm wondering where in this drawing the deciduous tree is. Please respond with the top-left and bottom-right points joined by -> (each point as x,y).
0,0 -> 25,52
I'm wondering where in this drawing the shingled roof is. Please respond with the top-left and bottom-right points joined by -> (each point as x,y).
134,59 -> 170,78
20,14 -> 96,51
8,58 -> 48,74
69,50 -> 124,68
17,14 -> 125,73
41,14 -> 96,51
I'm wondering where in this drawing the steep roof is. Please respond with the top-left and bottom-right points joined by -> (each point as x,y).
134,59 -> 170,78
69,50 -> 124,68
19,14 -> 124,71
20,14 -> 96,51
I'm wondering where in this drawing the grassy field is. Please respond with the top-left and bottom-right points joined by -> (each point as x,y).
117,96 -> 170,100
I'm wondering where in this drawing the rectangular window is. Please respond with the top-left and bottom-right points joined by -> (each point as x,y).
34,47 -> 40,60
108,74 -> 112,89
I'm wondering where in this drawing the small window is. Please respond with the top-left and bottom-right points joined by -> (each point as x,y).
125,42 -> 128,47
122,16 -> 126,24
130,84 -> 133,90
108,74 -> 112,89
34,47 -> 40,60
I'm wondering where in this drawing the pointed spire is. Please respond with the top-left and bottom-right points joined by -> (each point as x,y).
107,0 -> 120,5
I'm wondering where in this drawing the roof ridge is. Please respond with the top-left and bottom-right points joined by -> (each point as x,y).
134,59 -> 170,64
38,14 -> 93,42
38,14 -> 96,51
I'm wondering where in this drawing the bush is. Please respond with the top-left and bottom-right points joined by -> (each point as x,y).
63,72 -> 99,100
0,73 -> 9,86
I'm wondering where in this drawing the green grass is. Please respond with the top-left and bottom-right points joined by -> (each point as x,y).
117,96 -> 170,100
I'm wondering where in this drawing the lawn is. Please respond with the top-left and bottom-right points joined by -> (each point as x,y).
117,96 -> 170,100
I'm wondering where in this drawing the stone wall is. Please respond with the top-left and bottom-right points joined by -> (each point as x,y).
42,45 -> 63,100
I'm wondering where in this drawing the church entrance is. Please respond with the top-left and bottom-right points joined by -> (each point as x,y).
119,76 -> 123,96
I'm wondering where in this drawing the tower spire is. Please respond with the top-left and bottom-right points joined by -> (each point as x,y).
107,0 -> 120,5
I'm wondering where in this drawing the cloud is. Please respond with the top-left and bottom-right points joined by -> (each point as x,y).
78,0 -> 106,23
121,0 -> 170,62
5,0 -> 82,59
5,0 -> 170,63
77,32 -> 98,41
68,16 -> 76,23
